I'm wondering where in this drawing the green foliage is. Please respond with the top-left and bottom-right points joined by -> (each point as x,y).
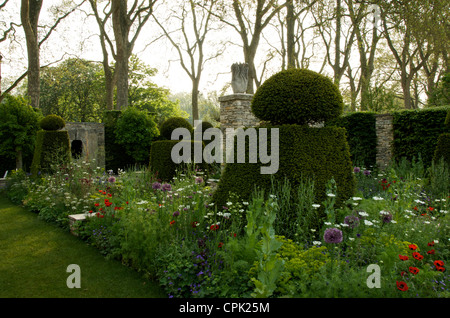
433,133 -> 450,167
114,107 -> 159,164
428,73 -> 450,107
0,94 -> 42,172
159,116 -> 193,140
30,130 -> 71,176
246,192 -> 284,298
327,112 -> 377,168
39,58 -> 105,122
392,106 -> 449,168
40,114 -> 65,131
213,125 -> 355,223
149,140 -> 206,182
251,68 -> 343,125
103,110 -> 133,172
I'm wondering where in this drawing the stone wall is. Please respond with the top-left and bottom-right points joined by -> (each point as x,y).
219,94 -> 259,164
64,122 -> 105,168
375,114 -> 394,169
218,95 -> 396,169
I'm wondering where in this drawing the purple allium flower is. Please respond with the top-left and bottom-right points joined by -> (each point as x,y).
173,211 -> 180,217
195,177 -> 203,184
363,170 -> 371,176
152,182 -> 161,190
323,227 -> 343,244
108,176 -> 116,183
344,215 -> 360,228
380,211 -> 393,223
162,183 -> 172,192
354,167 -> 361,173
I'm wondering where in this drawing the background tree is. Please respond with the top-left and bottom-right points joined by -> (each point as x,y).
153,0 -> 223,124
39,58 -> 105,122
88,0 -> 156,110
0,94 -> 42,171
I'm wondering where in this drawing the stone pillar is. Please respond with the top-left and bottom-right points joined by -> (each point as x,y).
219,93 -> 259,166
375,114 -> 394,169
65,122 -> 105,168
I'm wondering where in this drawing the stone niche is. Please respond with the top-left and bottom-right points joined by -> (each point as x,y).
64,122 -> 105,168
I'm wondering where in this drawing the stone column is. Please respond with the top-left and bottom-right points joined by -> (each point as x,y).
375,114 -> 394,169
219,93 -> 259,167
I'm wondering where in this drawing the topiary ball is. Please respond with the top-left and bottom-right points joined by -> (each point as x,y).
40,114 -> 66,131
251,68 -> 344,125
160,117 -> 193,140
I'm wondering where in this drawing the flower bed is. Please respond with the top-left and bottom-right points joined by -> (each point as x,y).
4,158 -> 449,298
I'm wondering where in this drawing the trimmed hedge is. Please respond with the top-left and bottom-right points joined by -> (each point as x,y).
392,107 -> 449,167
31,130 -> 71,176
149,140 -> 207,182
251,69 -> 344,125
326,112 -> 377,168
212,125 -> 355,216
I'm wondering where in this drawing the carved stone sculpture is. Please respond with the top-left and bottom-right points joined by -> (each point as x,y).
231,63 -> 249,94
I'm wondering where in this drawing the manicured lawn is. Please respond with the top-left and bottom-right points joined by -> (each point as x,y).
0,195 -> 165,298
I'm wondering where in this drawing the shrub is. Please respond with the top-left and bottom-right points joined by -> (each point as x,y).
251,68 -> 343,125
40,114 -> 65,131
30,130 -> 71,176
212,125 -> 355,223
114,107 -> 159,165
149,140 -> 206,182
160,117 -> 193,140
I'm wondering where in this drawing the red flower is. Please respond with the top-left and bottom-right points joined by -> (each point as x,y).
400,271 -> 407,277
218,242 -> 224,248
191,221 -> 199,228
436,266 -> 446,272
210,224 -> 219,231
409,267 -> 419,275
427,249 -> 435,255
396,281 -> 409,291
126,201 -> 129,205
89,210 -> 93,214
399,255 -> 409,261
170,220 -> 175,226
94,203 -> 100,207
413,206 -> 418,211
408,244 -> 418,251
427,207 -> 434,212
434,260 -> 445,267
428,241 -> 435,246
412,252 -> 423,260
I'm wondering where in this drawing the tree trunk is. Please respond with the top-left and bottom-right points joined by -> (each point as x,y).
112,0 -> 129,110
286,0 -> 296,69
192,79 -> 200,124
401,74 -> 413,109
21,0 -> 43,109
15,147 -> 23,170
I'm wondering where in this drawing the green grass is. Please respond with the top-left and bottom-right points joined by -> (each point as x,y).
0,195 -> 165,298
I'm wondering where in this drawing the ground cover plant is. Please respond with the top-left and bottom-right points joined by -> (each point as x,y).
4,155 -> 449,298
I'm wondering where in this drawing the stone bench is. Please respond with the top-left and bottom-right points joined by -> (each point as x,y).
68,213 -> 95,236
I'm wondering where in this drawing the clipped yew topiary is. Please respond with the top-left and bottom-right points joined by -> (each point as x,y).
40,114 -> 66,131
160,117 -> 193,140
31,130 -> 71,176
251,68 -> 344,125
432,108 -> 450,167
213,125 -> 355,211
214,68 -> 355,229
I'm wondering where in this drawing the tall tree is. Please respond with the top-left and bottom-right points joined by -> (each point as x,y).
153,0 -> 223,124
89,0 -> 156,110
20,0 -> 43,109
